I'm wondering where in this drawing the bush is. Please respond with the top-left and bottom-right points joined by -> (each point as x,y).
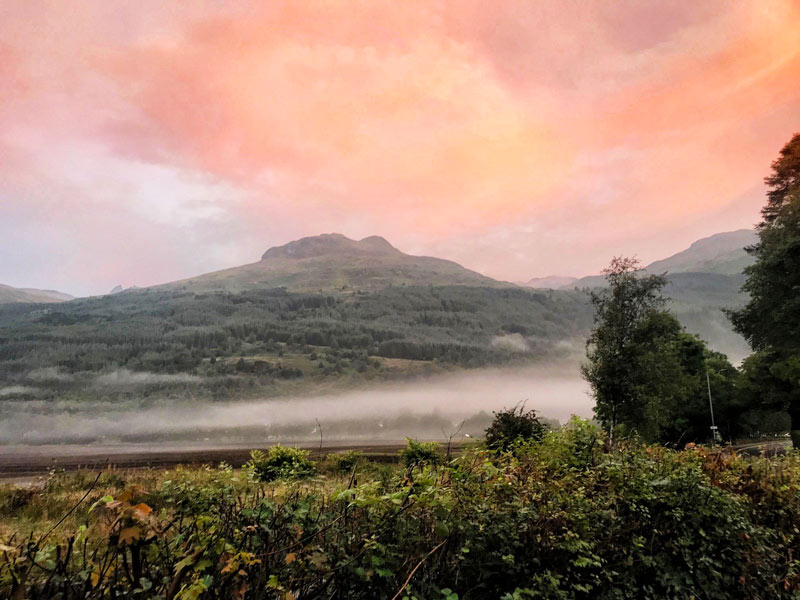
485,404 -> 547,450
328,450 -> 364,474
247,446 -> 315,482
399,438 -> 442,468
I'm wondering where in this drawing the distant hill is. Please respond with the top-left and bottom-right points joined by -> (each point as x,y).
549,229 -> 756,362
0,228 -> 757,411
0,283 -> 593,406
565,229 -> 757,290
645,229 -> 756,276
521,275 -> 578,289
0,283 -> 73,304
159,233 -> 511,293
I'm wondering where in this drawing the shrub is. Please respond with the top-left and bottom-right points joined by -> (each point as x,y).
535,416 -> 603,471
400,438 -> 442,468
485,404 -> 547,450
247,446 -> 315,482
328,450 -> 364,474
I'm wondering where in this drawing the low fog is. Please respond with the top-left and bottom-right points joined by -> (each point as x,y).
0,364 -> 591,446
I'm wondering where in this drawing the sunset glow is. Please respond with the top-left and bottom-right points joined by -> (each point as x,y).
2,1 -> 799,295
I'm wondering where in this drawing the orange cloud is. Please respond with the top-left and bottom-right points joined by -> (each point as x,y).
1,0 -> 799,292
97,5 -> 572,234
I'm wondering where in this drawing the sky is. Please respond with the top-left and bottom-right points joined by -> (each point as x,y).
1,1 -> 799,297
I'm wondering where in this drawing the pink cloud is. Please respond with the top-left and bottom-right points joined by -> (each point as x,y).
1,1 -> 799,292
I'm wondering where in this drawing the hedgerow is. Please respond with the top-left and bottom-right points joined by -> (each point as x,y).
2,421 -> 799,599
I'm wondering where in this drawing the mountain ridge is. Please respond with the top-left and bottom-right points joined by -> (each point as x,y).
515,229 -> 755,361
644,229 -> 755,276
261,233 -> 400,260
522,275 -> 579,289
516,229 -> 757,291
0,283 -> 73,305
158,233 -> 511,293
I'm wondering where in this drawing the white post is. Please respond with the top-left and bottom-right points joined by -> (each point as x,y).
707,371 -> 720,443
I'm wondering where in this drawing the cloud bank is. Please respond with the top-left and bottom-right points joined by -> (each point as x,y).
1,1 -> 799,295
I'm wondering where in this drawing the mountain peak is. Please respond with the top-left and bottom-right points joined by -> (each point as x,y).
261,233 -> 400,260
161,233 -> 507,293
357,235 -> 396,252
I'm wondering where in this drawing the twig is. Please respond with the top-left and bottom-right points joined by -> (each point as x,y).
40,471 -> 102,544
442,420 -> 465,459
254,514 -> 346,558
390,539 -> 448,600
316,418 -> 324,455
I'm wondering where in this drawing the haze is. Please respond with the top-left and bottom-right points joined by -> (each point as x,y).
0,365 -> 589,445
2,2 -> 800,296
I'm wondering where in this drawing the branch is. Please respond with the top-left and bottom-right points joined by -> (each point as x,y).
390,539 -> 448,600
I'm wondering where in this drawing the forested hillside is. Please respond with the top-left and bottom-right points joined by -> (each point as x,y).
0,230 -> 755,406
540,231 -> 754,361
0,285 -> 591,401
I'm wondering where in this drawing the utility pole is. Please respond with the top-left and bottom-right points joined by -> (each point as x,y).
707,371 -> 721,444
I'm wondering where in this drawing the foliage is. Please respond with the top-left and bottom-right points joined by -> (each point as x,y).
326,450 -> 365,474
582,257 -> 669,438
4,425 -> 800,599
762,131 -> 800,223
582,258 -> 744,444
655,333 -> 742,444
484,404 -> 547,451
399,438 -> 442,468
247,446 -> 315,482
729,131 -> 800,447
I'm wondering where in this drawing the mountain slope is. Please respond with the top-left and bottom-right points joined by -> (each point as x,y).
0,284 -> 593,411
566,229 -> 757,289
645,229 -> 756,276
522,275 -> 578,289
160,233 -> 511,293
547,230 -> 755,361
0,283 -> 73,304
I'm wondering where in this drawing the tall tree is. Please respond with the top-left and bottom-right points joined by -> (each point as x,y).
763,132 -> 800,223
584,258 -> 739,443
582,258 -> 669,440
730,132 -> 800,447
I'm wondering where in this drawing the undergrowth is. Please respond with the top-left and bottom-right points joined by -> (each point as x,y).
1,420 -> 799,599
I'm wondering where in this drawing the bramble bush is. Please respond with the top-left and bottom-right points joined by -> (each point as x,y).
484,405 -> 548,451
326,450 -> 365,474
400,438 -> 443,469
2,421 -> 800,599
247,446 -> 315,482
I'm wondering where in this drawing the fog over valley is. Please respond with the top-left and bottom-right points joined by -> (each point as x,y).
0,364 -> 589,446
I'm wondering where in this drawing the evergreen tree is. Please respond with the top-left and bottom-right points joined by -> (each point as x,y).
730,132 -> 800,447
